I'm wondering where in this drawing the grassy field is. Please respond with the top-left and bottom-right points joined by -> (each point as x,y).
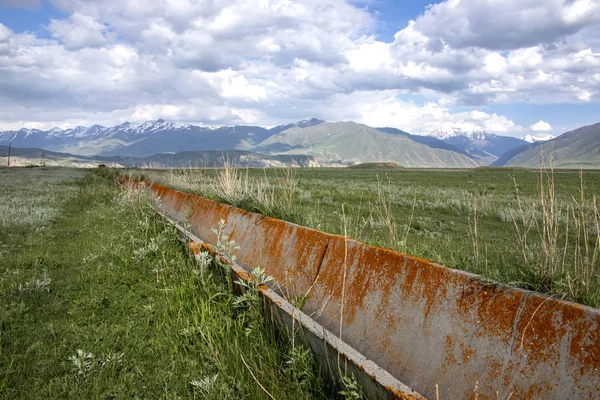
0,167 -> 345,399
128,165 -> 600,308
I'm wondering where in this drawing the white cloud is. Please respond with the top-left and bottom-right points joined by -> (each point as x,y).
530,120 -> 553,132
345,40 -> 392,72
410,0 -> 600,50
212,71 -> 269,101
48,13 -> 110,49
306,90 -> 522,135
0,0 -> 598,133
0,22 -> 11,42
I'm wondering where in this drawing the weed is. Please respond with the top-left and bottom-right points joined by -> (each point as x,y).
339,375 -> 364,400
212,218 -> 240,263
194,250 -> 213,275
189,374 -> 220,395
18,270 -> 52,294
68,349 -> 96,378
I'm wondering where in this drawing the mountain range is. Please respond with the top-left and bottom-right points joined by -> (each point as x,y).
415,127 -> 530,164
0,119 -> 597,168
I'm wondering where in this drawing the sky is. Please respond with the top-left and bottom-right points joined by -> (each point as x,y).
0,0 -> 599,137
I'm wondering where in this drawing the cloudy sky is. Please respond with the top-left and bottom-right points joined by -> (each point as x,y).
0,0 -> 599,136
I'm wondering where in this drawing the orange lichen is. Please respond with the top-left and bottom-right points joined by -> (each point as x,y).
123,175 -> 600,399
384,385 -> 426,399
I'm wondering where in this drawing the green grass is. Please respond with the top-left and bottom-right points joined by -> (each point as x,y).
129,166 -> 600,308
0,168 -> 343,399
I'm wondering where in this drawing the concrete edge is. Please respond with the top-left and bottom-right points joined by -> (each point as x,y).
157,209 -> 425,400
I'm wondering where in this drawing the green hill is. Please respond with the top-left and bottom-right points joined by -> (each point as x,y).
254,122 -> 481,168
348,162 -> 405,169
496,122 -> 600,169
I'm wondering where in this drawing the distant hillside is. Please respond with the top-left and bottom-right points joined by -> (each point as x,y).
376,127 -> 472,157
0,146 -> 341,168
254,122 -> 481,168
0,145 -> 123,167
101,125 -> 278,157
135,151 -> 333,168
494,122 -> 600,168
267,118 -> 325,135
348,162 -> 405,170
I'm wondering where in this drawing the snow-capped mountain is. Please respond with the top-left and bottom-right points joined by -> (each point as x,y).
523,133 -> 555,143
424,127 -> 465,140
268,117 -> 325,134
419,128 -> 528,163
0,120 -> 181,142
0,119 -> 325,157
423,127 -> 501,141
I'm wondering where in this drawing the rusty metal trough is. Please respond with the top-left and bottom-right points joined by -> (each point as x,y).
122,177 -> 600,399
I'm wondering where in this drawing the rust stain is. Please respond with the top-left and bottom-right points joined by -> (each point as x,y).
384,385 -> 426,399
124,175 -> 600,399
187,242 -> 203,255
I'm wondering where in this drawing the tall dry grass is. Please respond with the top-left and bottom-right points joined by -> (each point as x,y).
375,174 -> 417,250
375,174 -> 398,248
211,159 -> 299,221
511,156 -> 599,303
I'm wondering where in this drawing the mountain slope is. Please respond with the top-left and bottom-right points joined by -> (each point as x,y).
0,146 -> 339,168
137,151 -> 331,168
100,124 -> 275,157
377,127 -> 473,157
268,118 -> 325,134
0,145 -> 127,167
254,122 -> 481,168
0,120 -> 277,157
495,122 -> 600,168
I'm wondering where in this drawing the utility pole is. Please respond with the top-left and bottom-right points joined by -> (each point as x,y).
7,142 -> 10,167
40,152 -> 45,167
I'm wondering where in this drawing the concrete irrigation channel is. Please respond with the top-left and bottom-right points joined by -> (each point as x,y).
121,177 -> 600,399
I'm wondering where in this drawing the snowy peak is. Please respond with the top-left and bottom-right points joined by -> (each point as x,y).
425,127 -> 464,140
268,117 -> 326,134
523,133 -> 555,143
423,128 -> 497,141
88,120 -> 191,138
0,119 -> 275,157
418,127 -> 529,162
133,119 -> 184,134
0,120 -> 193,144
297,117 -> 325,127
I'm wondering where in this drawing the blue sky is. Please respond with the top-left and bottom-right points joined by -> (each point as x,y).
0,0 -> 598,136
1,2 -> 63,35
